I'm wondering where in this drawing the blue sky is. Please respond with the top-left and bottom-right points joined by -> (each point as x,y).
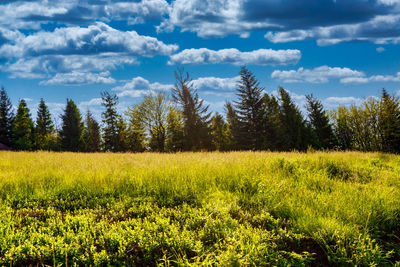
1,0 -> 400,122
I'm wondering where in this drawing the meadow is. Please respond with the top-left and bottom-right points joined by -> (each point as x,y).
0,151 -> 399,266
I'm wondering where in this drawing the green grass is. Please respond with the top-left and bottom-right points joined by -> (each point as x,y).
0,151 -> 399,266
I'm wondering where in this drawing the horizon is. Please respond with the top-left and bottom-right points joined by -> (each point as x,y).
1,0 -> 400,121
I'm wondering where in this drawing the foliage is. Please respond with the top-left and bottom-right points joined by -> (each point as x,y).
0,151 -> 399,265
0,87 -> 14,146
234,67 -> 266,150
60,99 -> 84,152
172,67 -> 212,151
84,110 -> 101,152
35,98 -> 54,150
12,99 -> 35,150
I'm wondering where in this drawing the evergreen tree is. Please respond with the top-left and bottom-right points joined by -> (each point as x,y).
172,67 -> 212,151
166,106 -> 185,152
306,94 -> 335,149
0,87 -> 14,146
329,106 -> 353,150
225,102 -> 240,150
84,110 -> 101,152
12,99 -> 34,150
234,67 -> 266,150
36,98 -> 54,150
101,91 -> 121,152
379,89 -> 400,153
60,99 -> 84,151
116,117 -> 129,152
278,88 -> 314,151
263,94 -> 282,150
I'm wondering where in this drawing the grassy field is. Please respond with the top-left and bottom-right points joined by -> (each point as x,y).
0,151 -> 399,266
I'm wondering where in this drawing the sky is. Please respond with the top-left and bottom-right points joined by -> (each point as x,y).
1,0 -> 400,122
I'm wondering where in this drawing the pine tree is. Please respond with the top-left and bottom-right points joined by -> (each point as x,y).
84,110 -> 101,152
306,94 -> 335,149
263,93 -> 282,150
60,99 -> 84,151
36,98 -> 54,150
278,88 -> 314,151
101,91 -> 121,152
0,87 -> 14,146
172,67 -> 212,151
379,89 -> 400,153
225,102 -> 240,150
234,67 -> 266,150
12,99 -> 34,150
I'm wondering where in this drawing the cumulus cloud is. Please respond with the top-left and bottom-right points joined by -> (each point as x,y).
113,76 -> 173,92
0,22 -> 178,59
340,72 -> 400,83
0,0 -> 170,29
0,22 -> 178,84
159,0 -> 400,41
265,14 -> 400,45
323,96 -> 365,108
168,48 -> 301,66
40,71 -> 116,86
271,66 -> 365,83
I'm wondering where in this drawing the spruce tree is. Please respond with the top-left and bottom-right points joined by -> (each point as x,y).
101,91 -> 121,152
126,104 -> 146,152
12,99 -> 34,150
225,102 -> 240,150
60,99 -> 84,151
278,88 -> 314,151
84,110 -> 101,152
234,67 -> 266,150
263,93 -> 282,150
172,67 -> 211,151
306,94 -> 335,149
379,89 -> 400,153
0,87 -> 14,146
36,98 -> 54,149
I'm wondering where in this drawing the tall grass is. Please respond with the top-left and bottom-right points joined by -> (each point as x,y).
0,151 -> 399,265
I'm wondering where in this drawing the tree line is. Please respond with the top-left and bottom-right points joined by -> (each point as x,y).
1,67 -> 400,153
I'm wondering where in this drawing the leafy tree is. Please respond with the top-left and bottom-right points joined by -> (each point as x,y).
84,110 -> 101,152
306,94 -> 335,149
210,113 -> 230,151
0,87 -> 14,146
12,99 -> 34,150
234,67 -> 266,150
125,105 -> 146,152
130,91 -> 169,152
166,106 -> 185,152
172,67 -> 212,151
379,89 -> 400,153
36,98 -> 54,150
329,106 -> 353,150
278,88 -> 315,151
101,91 -> 122,152
60,99 -> 84,151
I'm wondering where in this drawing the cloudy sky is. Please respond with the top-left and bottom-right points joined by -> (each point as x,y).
1,0 -> 400,121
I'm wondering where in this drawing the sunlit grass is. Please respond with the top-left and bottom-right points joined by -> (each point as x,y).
0,151 -> 399,265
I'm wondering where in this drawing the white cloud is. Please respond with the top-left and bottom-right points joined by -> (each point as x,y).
340,72 -> 400,83
265,14 -> 400,46
271,66 -> 365,83
192,76 -> 239,91
40,71 -> 116,86
113,76 -> 173,92
323,96 -> 365,108
0,22 -> 178,59
376,47 -> 385,52
168,48 -> 301,66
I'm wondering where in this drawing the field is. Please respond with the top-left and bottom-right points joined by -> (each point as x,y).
0,152 -> 399,266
